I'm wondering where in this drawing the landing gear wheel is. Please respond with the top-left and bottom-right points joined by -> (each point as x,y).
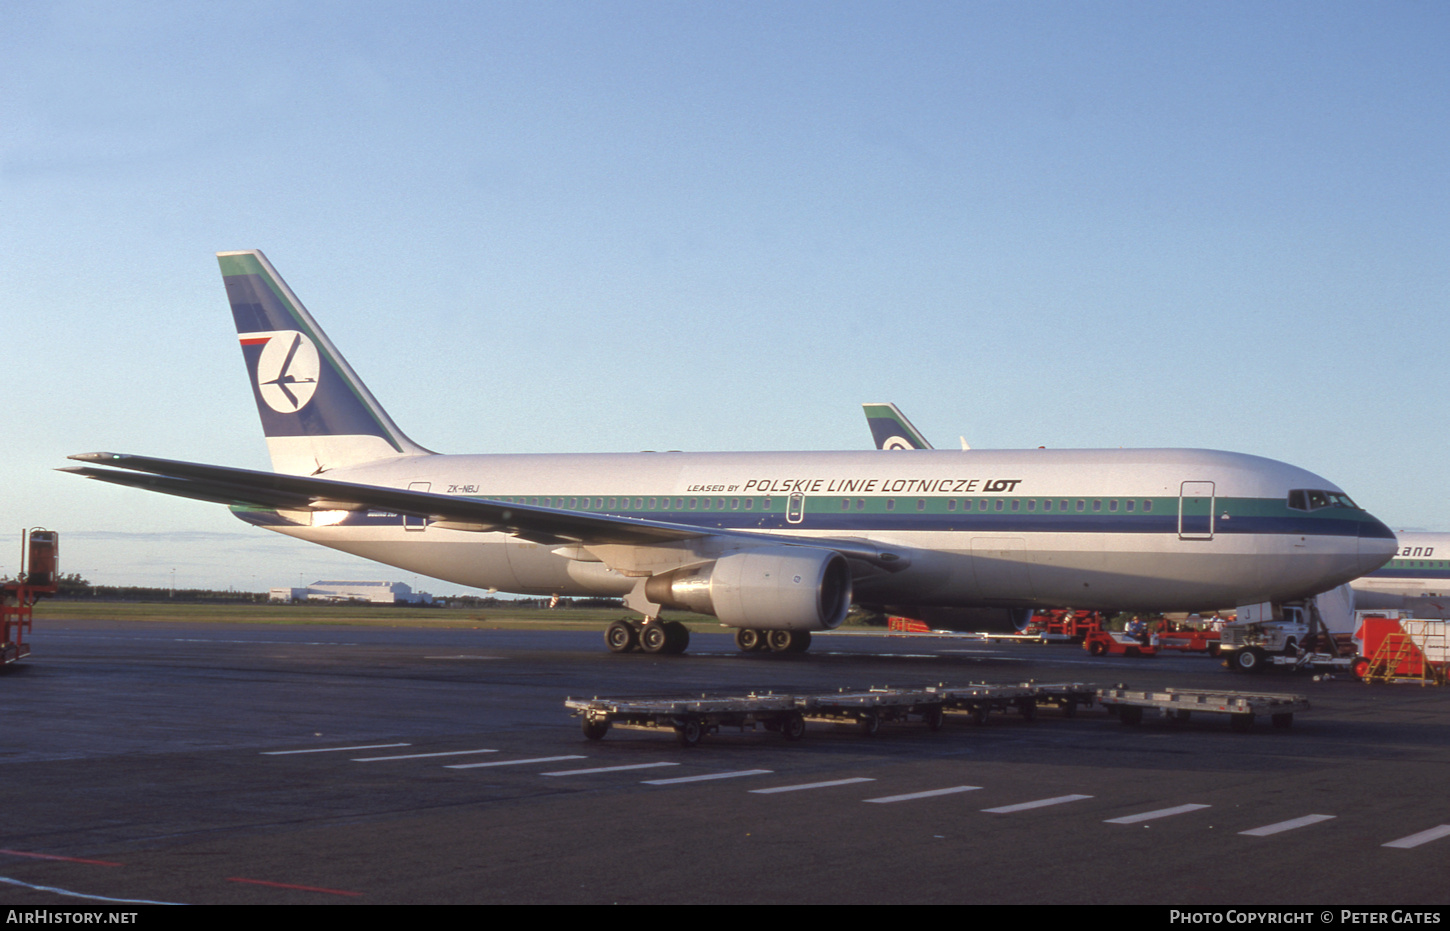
766,630 -> 812,653
781,712 -> 806,741
972,706 -> 989,726
1232,647 -> 1266,674
664,621 -> 690,654
1230,713 -> 1255,732
1089,640 -> 1107,657
640,624 -> 669,654
858,712 -> 880,736
1352,656 -> 1370,680
675,718 -> 703,747
605,621 -> 638,653
1120,705 -> 1144,726
735,628 -> 764,652
582,718 -> 610,741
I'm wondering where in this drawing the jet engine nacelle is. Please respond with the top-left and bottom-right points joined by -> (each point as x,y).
644,546 -> 853,631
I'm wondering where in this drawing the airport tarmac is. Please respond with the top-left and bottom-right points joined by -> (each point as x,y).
2,618 -> 1448,905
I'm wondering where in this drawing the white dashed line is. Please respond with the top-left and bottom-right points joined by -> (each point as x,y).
352,749 -> 499,762
750,778 -> 876,794
1104,804 -> 1210,824
982,794 -> 1094,813
643,770 -> 775,785
262,743 -> 411,755
1239,814 -> 1336,836
542,762 -> 681,776
1383,825 -> 1450,849
865,786 -> 982,804
445,755 -> 586,769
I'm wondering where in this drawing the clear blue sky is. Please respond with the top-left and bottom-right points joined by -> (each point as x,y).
3,1 -> 1446,593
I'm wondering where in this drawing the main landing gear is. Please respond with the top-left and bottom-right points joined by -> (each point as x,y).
605,618 -> 691,655
734,628 -> 812,654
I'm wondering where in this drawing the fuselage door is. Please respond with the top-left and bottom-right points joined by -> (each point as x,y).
404,482 -> 430,531
1178,481 -> 1215,541
787,492 -> 805,524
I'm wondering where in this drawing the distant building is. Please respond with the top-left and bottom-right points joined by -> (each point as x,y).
268,580 -> 433,605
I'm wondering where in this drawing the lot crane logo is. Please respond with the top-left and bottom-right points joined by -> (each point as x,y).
242,330 -> 320,413
882,435 -> 914,450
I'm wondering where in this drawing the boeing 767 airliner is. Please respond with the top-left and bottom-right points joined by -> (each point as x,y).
64,251 -> 1396,654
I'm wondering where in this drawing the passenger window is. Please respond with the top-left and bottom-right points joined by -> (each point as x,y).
917,499 -> 926,511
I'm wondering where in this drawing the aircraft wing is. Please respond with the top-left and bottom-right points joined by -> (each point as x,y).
62,453 -> 909,568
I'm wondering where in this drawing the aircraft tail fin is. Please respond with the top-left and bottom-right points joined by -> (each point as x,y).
217,250 -> 434,475
862,402 -> 934,450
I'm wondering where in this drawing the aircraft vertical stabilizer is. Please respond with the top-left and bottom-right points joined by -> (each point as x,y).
217,250 -> 434,475
862,402 -> 933,450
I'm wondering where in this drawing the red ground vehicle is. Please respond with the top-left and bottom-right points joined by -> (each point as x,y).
1353,615 -> 1448,684
1026,609 -> 1104,642
1083,629 -> 1158,658
1154,619 -> 1223,655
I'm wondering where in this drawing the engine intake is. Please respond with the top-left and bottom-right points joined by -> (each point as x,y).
644,546 -> 852,631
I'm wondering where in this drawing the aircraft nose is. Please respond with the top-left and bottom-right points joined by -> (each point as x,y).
1357,515 -> 1398,576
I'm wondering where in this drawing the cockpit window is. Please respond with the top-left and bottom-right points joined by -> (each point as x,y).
1288,489 -> 1360,511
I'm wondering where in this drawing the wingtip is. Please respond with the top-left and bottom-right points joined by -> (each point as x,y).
68,452 -> 118,463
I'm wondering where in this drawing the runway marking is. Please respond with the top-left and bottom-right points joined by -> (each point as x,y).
352,748 -> 498,761
228,877 -> 361,897
750,777 -> 876,794
1239,814 -> 1336,836
1383,825 -> 1450,849
0,849 -> 122,866
643,769 -> 774,785
0,875 -> 181,905
865,786 -> 982,804
982,794 -> 1094,813
262,743 -> 411,755
542,762 -> 681,776
1104,804 -> 1210,824
446,755 -> 585,769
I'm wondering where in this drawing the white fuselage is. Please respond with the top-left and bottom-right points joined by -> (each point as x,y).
1351,531 -> 1450,615
237,446 -> 1396,614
